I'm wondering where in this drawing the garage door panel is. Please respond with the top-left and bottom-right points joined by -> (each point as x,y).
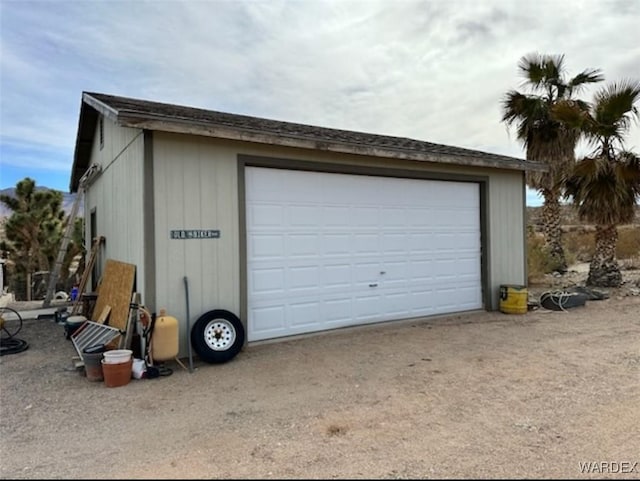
322,264 -> 352,287
288,234 -> 319,256
354,207 -> 379,226
251,234 -> 284,258
289,205 -> 317,226
289,265 -> 321,291
381,261 -> 409,281
353,233 -> 378,253
383,291 -> 412,317
409,290 -> 437,314
450,232 -> 482,249
455,257 -> 482,275
431,259 -> 462,278
408,233 -> 434,251
324,298 -> 353,323
408,208 -> 434,226
381,233 -> 408,253
288,302 -> 321,327
250,204 -> 283,226
381,207 -> 407,226
408,260 -> 435,281
323,206 -> 351,226
354,261 -> 381,281
251,267 -> 285,294
354,295 -> 382,319
246,167 -> 482,342
432,289 -> 459,310
250,305 -> 286,337
323,234 -> 351,255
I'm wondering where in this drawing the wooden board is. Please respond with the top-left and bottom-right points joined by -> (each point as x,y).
96,305 -> 111,324
92,259 -> 136,336
71,236 -> 104,315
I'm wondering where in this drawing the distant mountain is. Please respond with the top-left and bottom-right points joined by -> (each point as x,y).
0,187 -> 80,219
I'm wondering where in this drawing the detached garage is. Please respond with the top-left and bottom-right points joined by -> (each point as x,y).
70,92 -> 544,358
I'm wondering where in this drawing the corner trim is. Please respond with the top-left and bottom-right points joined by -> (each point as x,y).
143,130 -> 156,310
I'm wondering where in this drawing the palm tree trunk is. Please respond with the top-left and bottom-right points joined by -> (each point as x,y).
587,224 -> 622,287
541,190 -> 567,272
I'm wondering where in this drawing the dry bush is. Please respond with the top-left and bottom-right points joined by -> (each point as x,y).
617,226 -> 640,259
563,230 -> 595,263
529,224 -> 639,277
527,229 -> 562,282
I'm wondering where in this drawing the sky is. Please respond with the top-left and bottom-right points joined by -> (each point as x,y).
1,0 -> 639,207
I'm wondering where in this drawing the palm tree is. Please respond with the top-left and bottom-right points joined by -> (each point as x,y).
501,53 -> 603,272
0,178 -> 65,300
559,80 -> 640,287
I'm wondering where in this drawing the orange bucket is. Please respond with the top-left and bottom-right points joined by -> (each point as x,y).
102,358 -> 133,388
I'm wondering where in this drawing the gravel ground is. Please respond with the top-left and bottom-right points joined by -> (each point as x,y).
1,267 -> 639,479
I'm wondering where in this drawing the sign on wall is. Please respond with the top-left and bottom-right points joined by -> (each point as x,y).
170,229 -> 221,239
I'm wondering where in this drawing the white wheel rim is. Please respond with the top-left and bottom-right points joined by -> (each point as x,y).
203,319 -> 236,351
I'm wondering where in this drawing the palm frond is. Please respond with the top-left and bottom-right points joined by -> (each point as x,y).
593,80 -> 640,123
501,91 -> 549,146
518,53 -> 566,93
551,99 -> 590,128
567,68 -> 605,94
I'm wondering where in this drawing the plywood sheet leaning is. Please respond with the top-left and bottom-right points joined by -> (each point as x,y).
92,259 -> 136,340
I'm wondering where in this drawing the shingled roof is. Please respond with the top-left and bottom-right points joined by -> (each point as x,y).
71,91 -> 545,191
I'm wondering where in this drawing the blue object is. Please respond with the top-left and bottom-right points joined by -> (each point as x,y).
71,287 -> 79,301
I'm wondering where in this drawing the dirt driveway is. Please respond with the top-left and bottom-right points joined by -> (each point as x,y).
1,293 -> 639,479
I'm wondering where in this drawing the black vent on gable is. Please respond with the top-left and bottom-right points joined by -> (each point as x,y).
99,117 -> 104,149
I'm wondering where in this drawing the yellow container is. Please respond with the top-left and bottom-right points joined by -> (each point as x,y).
499,285 -> 528,314
151,308 -> 179,361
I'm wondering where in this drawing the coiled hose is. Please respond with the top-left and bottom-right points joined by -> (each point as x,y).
539,290 -> 575,312
0,307 -> 28,356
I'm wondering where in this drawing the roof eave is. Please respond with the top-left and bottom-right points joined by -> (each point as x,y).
118,113 -> 546,173
70,93 -> 126,192
69,100 -> 98,192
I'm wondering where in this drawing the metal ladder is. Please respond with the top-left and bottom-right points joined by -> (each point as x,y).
42,164 -> 101,308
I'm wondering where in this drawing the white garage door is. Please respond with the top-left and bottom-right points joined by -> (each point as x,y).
246,167 -> 482,341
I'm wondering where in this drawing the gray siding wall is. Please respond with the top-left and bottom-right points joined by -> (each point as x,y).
152,134 -> 240,357
485,171 -> 527,308
85,116 -> 146,297
153,133 -> 526,354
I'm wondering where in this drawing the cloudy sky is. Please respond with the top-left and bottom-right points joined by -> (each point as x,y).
1,0 -> 639,206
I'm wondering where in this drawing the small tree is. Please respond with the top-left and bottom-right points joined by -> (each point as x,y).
0,178 -> 65,300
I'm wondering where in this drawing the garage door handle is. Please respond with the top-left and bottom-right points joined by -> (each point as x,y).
369,283 -> 378,287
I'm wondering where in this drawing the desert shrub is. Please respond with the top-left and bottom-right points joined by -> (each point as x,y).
563,229 -> 595,263
617,226 -> 640,262
561,226 -> 639,265
527,228 -> 566,281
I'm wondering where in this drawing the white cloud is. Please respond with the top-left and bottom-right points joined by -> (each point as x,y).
1,0 -> 639,189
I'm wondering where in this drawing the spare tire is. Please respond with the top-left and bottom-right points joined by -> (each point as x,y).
190,309 -> 244,364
